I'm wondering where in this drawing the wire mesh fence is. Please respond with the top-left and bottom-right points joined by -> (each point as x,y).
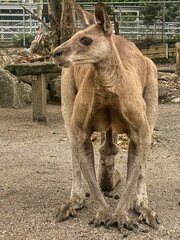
0,1 -> 179,45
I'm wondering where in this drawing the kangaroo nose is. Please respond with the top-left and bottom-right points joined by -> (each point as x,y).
54,50 -> 63,58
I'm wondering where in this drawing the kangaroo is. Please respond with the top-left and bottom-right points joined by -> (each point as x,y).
53,3 -> 159,232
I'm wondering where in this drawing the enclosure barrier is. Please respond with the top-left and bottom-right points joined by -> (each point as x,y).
0,1 -> 179,44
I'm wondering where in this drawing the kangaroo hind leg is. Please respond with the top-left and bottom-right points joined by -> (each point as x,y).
134,60 -> 159,228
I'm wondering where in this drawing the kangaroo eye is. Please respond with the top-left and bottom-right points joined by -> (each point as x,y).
80,37 -> 93,46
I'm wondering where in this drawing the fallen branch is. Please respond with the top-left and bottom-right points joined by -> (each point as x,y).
20,4 -> 51,30
158,68 -> 175,73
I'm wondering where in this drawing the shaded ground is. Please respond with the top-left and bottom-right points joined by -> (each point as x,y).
158,64 -> 180,103
0,103 -> 179,240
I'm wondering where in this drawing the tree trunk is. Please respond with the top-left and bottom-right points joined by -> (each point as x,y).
60,0 -> 76,43
37,0 -> 43,28
175,42 -> 180,77
47,0 -> 61,49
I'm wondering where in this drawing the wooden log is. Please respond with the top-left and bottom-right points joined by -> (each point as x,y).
6,62 -> 61,76
158,68 -> 175,73
175,42 -> 180,77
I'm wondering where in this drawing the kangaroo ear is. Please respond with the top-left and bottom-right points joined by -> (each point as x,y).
95,2 -> 113,36
76,5 -> 95,29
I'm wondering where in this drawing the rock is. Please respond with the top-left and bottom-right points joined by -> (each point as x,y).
18,75 -> 37,85
171,97 -> 180,103
172,74 -> 179,82
158,72 -> 170,81
19,73 -> 61,88
158,85 -> 167,99
46,89 -> 52,102
158,72 -> 179,82
49,76 -> 61,102
20,82 -> 32,105
0,66 -> 25,108
46,72 -> 60,82
19,82 -> 53,105
0,48 -> 21,67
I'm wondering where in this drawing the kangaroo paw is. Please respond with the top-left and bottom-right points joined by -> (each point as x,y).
56,202 -> 77,222
56,193 -> 85,222
138,208 -> 160,229
106,212 -> 138,233
89,208 -> 111,227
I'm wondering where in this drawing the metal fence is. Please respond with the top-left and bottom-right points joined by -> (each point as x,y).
0,1 -> 179,45
0,2 -> 37,41
78,1 -> 180,41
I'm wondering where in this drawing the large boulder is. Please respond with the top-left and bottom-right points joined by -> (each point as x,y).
20,82 -> 32,105
18,73 -> 59,87
158,85 -> 167,99
49,76 -> 61,102
0,66 -> 25,108
19,82 -> 52,104
18,75 -> 37,85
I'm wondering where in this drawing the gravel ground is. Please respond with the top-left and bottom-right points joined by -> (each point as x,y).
0,103 -> 179,240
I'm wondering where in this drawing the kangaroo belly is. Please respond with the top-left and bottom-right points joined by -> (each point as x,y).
91,108 -> 110,132
91,108 -> 126,134
110,116 -> 127,134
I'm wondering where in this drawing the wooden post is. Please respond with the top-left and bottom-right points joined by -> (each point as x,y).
175,42 -> 180,77
6,62 -> 62,122
165,43 -> 168,59
32,73 -> 47,122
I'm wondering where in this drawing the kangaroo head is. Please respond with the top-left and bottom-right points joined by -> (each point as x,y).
53,3 -> 113,68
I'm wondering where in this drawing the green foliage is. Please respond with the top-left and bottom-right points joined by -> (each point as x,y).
165,3 -> 179,22
171,35 -> 180,42
142,2 -> 179,28
143,4 -> 161,28
13,33 -> 34,48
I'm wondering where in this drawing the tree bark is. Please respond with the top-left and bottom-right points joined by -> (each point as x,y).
37,0 -> 43,28
60,0 -> 76,43
47,0 -> 61,49
175,42 -> 180,77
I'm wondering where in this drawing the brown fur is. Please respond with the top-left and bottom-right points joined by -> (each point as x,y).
53,3 -> 159,231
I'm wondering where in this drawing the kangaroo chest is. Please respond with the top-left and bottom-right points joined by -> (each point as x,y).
72,86 -> 127,134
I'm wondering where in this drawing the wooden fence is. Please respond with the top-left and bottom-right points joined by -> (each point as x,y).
137,42 -> 176,60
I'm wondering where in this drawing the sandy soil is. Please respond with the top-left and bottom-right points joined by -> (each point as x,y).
0,103 -> 179,240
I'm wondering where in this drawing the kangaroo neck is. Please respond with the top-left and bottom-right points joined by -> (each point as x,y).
94,41 -> 124,91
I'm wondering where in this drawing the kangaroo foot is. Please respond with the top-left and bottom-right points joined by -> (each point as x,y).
56,201 -> 77,222
138,208 -> 160,229
106,212 -> 138,233
99,167 -> 121,192
89,208 -> 111,227
134,199 -> 160,229
56,193 -> 85,222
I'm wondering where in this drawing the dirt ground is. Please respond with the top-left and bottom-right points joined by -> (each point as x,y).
0,103 -> 179,240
